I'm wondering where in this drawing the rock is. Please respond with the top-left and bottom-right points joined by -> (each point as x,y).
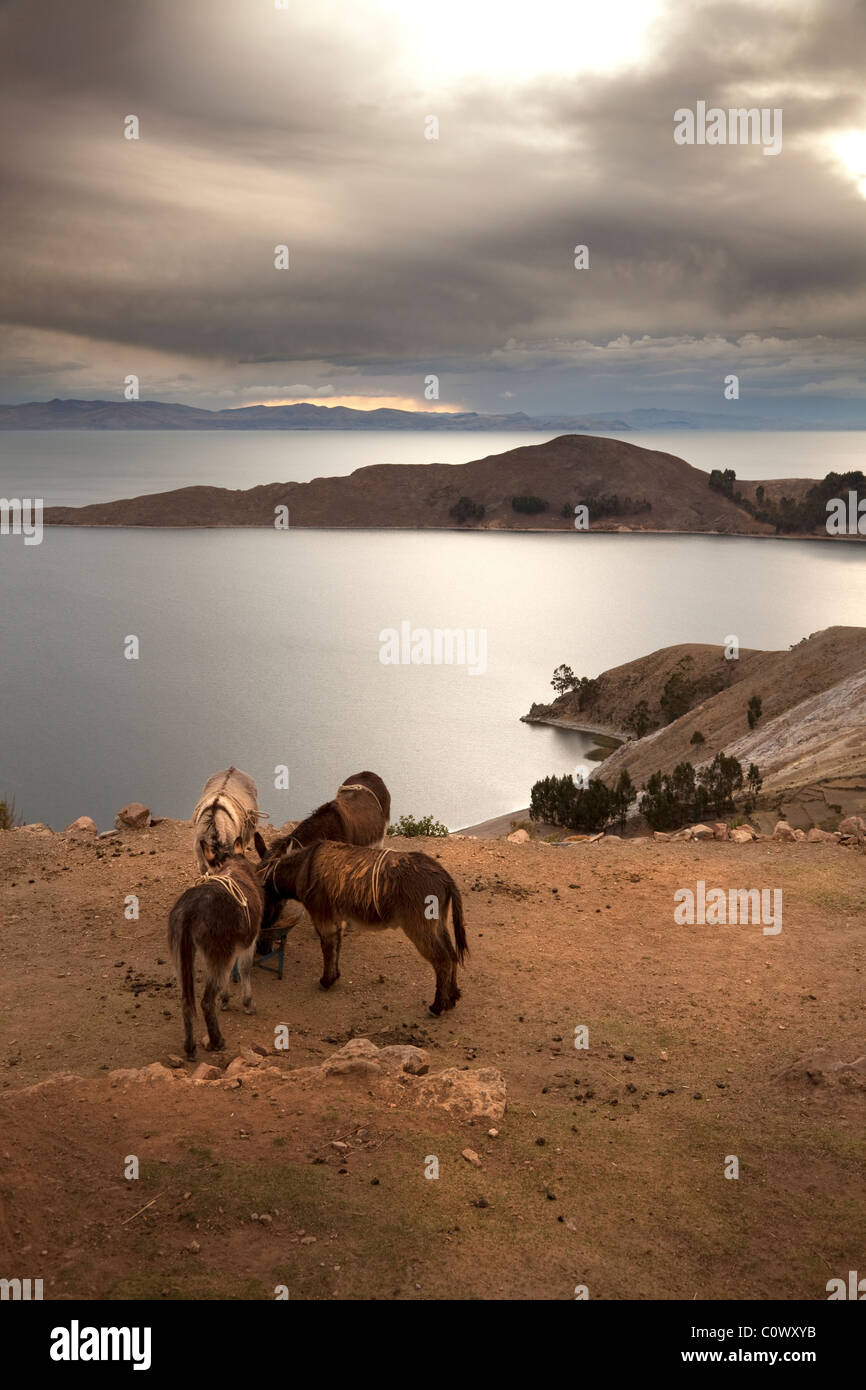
839,816 -> 865,837
115,802 -> 151,831
777,1047 -> 866,1092
238,1047 -> 265,1067
376,1044 -> 430,1076
488,1128 -> 499,1137
563,834 -> 592,842
807,827 -> 839,842
670,828 -> 693,842
97,830 -> 120,841
330,1141 -> 349,1152
225,1057 -> 254,1078
506,828 -> 530,843
653,831 -> 671,842
165,1055 -> 186,1069
793,828 -> 808,842
108,1068 -> 140,1085
64,815 -> 98,838
713,823 -> 729,841
331,1038 -> 379,1060
773,820 -> 797,842
191,1063 -> 221,1082
249,1042 -> 270,1056
462,1148 -> 482,1167
20,823 -> 51,834
139,1061 -> 175,1082
689,824 -> 715,841
413,1066 -> 506,1121
730,827 -> 756,844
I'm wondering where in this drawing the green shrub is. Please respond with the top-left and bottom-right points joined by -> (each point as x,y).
388,814 -> 449,838
511,495 -> 548,515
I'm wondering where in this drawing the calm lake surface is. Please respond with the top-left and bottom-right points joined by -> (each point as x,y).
1,431 -> 864,830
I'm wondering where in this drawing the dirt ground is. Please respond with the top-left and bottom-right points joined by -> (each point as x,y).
1,820 -> 864,1301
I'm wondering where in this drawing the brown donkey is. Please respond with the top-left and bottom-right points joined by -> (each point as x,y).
254,770 -> 390,934
168,839 -> 264,1058
265,841 -> 467,1015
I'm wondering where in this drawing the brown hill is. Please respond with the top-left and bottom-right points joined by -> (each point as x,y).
527,626 -> 866,825
43,433 -> 831,535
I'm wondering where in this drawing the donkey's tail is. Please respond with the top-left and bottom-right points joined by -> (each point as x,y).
170,908 -> 197,1021
449,883 -> 468,964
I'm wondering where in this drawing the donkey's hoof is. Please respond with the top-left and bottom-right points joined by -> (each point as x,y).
428,1002 -> 443,1017
243,1001 -> 256,1015
319,975 -> 339,991
220,999 -> 230,1012
204,1038 -> 226,1053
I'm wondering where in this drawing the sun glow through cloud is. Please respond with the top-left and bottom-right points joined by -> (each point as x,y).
830,130 -> 866,198
373,0 -> 664,84
255,395 -> 467,412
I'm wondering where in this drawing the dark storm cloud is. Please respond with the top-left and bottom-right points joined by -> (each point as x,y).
0,0 -> 864,409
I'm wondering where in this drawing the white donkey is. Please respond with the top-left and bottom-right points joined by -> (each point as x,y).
192,766 -> 261,872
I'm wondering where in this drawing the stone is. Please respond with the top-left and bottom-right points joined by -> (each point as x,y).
115,802 -> 151,831
806,827 -> 839,842
506,828 -> 530,843
462,1148 -> 482,1167
376,1044 -> 430,1076
192,1063 -> 221,1082
689,824 -> 715,840
225,1057 -> 254,1078
139,1061 -> 175,1082
713,823 -> 729,841
839,816 -> 865,837
793,829 -> 808,842
730,827 -> 756,844
413,1066 -> 506,1121
64,816 -> 98,838
653,831 -> 671,842
773,820 -> 797,842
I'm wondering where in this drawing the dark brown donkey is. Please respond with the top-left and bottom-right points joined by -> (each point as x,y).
168,839 -> 263,1058
264,841 -> 467,1015
254,770 -> 390,934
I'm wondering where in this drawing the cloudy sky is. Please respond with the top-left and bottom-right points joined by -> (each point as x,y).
1,0 -> 865,418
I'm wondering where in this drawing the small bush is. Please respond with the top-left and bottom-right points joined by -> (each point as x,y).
0,796 -> 22,830
449,496 -> 486,524
511,495 -> 548,515
690,730 -> 706,746
388,814 -> 449,838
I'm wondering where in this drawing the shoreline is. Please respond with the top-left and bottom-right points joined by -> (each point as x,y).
40,520 -> 866,544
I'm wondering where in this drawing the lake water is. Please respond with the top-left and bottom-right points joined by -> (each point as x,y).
1,431 -> 864,831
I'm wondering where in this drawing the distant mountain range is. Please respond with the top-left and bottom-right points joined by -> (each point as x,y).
0,397 -> 860,431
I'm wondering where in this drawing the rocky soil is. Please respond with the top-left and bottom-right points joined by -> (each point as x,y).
1,814 -> 864,1300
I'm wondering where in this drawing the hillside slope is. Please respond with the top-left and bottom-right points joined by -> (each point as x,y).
43,434 -> 824,534
547,627 -> 866,823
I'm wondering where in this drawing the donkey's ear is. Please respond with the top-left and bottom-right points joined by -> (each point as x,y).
254,831 -> 268,860
232,836 -> 244,855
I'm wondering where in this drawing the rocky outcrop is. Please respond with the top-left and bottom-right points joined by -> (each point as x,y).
107,1038 -> 507,1122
